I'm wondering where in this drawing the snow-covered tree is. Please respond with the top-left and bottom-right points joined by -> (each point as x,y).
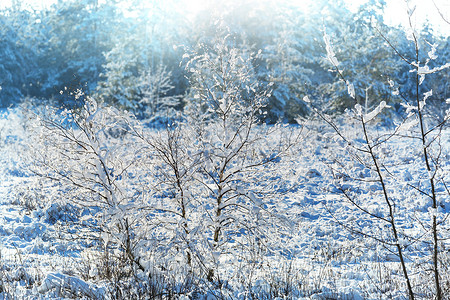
313,0 -> 400,113
260,3 -> 316,122
0,9 -> 36,106
38,0 -> 118,99
96,0 -> 185,116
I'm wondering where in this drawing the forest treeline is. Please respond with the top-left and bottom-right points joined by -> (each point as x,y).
0,0 -> 448,123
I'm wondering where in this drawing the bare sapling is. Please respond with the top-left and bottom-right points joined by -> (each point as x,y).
305,28 -> 415,299
375,2 -> 450,296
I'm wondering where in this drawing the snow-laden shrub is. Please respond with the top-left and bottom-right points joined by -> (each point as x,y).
178,34 -> 301,284
28,93 -> 151,279
26,37 -> 304,295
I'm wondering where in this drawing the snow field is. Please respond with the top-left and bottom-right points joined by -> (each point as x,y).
0,108 -> 449,298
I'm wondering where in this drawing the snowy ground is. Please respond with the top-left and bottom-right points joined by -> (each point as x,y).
1,107 -> 449,299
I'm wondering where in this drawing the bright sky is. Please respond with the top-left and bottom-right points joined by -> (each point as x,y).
1,0 -> 449,35
351,0 -> 450,35
2,0 -> 56,10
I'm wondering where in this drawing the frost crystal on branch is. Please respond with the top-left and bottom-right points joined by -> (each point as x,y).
323,31 -> 339,66
347,83 -> 355,99
427,42 -> 438,60
363,101 -> 391,123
